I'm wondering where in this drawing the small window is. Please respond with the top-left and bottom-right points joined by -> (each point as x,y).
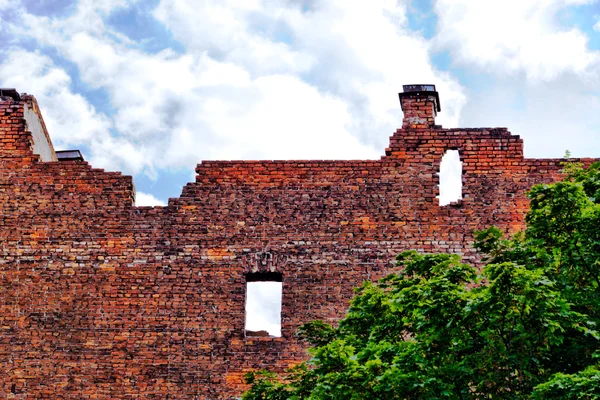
438,149 -> 463,206
245,272 -> 282,337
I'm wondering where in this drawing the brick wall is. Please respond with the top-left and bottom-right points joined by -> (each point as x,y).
0,91 -> 596,399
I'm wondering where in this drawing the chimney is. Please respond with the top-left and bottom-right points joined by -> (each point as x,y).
0,88 -> 21,101
398,84 -> 441,129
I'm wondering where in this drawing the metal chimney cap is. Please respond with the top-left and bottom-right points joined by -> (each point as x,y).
0,88 -> 21,101
403,84 -> 436,93
56,150 -> 84,162
398,84 -> 441,112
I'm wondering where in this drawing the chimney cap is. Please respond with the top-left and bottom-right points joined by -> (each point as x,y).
403,84 -> 436,92
56,150 -> 84,162
0,88 -> 21,101
399,84 -> 441,112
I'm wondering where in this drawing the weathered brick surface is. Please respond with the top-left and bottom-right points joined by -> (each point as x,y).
0,92 -> 597,398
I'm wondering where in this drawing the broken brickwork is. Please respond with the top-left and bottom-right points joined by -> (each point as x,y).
0,88 -> 596,399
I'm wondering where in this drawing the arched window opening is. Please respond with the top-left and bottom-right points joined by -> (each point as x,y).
438,149 -> 463,206
245,272 -> 282,337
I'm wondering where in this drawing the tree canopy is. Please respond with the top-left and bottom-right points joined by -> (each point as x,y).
243,161 -> 600,399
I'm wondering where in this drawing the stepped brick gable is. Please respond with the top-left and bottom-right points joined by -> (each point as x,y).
0,86 -> 597,398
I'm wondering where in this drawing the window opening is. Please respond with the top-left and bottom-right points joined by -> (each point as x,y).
438,149 -> 462,206
245,272 -> 282,337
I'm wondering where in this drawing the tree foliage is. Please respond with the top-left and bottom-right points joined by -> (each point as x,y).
243,161 -> 600,399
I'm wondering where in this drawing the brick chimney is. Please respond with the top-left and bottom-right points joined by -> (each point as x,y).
398,84 -> 440,129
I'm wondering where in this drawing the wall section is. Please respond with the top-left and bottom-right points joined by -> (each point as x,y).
0,94 -> 597,399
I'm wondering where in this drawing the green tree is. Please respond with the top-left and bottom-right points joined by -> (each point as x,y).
243,162 -> 600,399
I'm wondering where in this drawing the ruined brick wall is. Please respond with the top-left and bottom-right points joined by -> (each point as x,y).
0,90 -> 596,399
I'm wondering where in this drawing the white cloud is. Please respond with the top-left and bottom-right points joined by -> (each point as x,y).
439,149 -> 462,206
594,18 -> 600,32
0,48 -> 156,174
0,0 -> 15,11
153,0 -> 316,76
434,0 -> 600,81
2,0 -> 465,180
3,0 -> 598,175
245,281 -> 282,337
135,191 -> 166,207
458,77 -> 600,158
0,48 -> 113,148
154,0 -> 466,138
432,0 -> 600,159
177,74 -> 380,162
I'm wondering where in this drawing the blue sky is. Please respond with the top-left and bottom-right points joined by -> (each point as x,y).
1,0 -> 599,206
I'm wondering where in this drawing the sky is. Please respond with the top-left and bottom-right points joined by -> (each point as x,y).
1,0 -> 599,207
246,281 -> 282,336
1,0 -> 599,335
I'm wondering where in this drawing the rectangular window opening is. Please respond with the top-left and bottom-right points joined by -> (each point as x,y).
245,272 -> 282,338
438,149 -> 463,206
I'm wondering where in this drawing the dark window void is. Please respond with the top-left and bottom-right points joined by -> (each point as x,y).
438,149 -> 463,206
245,273 -> 282,338
246,272 -> 282,282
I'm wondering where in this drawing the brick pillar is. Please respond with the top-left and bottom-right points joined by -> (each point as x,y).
0,89 -> 33,159
1,89 -> 58,161
398,85 -> 440,129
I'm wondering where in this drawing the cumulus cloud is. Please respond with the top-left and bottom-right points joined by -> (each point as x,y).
135,191 -> 166,207
153,0 -> 316,76
458,76 -> 600,158
434,0 -> 600,81
0,0 -> 15,11
0,47 -> 157,174
0,48 -> 114,150
439,150 -> 462,206
3,0 -> 596,179
432,0 -> 600,158
155,0 -> 465,132
245,281 -> 282,337
2,0 -> 464,178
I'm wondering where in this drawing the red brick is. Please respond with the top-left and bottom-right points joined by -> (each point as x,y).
0,92 -> 597,399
